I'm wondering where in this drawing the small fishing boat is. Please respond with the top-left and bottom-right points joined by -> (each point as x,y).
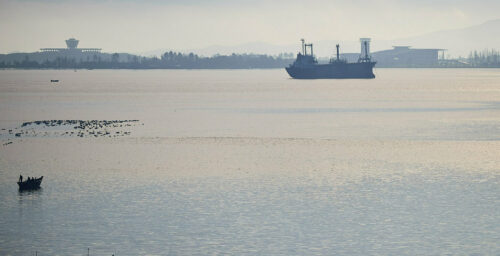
50,80 -> 59,82
18,176 -> 43,191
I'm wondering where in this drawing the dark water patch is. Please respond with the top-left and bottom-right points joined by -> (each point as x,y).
21,119 -> 139,128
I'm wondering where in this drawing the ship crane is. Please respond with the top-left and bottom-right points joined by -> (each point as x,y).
301,39 -> 305,55
330,44 -> 346,63
359,38 -> 372,62
305,44 -> 313,56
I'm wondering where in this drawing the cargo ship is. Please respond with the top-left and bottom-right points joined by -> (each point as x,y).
285,38 -> 376,79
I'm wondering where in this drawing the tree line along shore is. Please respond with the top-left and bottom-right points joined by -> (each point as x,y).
0,52 -> 294,69
1,50 -> 499,69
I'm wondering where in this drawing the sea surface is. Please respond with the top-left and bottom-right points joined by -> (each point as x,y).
0,69 -> 499,255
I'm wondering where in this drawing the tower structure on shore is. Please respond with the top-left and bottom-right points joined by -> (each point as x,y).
65,38 -> 79,49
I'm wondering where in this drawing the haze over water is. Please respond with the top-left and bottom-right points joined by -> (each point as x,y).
0,69 -> 499,255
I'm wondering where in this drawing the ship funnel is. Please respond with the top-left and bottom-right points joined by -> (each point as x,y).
360,38 -> 371,59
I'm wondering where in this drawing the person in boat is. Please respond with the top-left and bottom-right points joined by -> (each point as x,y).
19,174 -> 23,182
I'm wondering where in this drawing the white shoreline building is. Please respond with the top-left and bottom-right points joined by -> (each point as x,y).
40,38 -> 101,54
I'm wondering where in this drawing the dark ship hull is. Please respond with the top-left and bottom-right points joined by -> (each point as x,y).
286,61 -> 376,79
18,176 -> 43,191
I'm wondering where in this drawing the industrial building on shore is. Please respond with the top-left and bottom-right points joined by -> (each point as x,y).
340,40 -> 445,67
372,46 -> 445,67
35,38 -> 107,63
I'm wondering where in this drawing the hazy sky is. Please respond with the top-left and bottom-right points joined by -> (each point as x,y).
0,0 -> 499,53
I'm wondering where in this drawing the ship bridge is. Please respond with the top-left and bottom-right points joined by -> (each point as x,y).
292,39 -> 318,67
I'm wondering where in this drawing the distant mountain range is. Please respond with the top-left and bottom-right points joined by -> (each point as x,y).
389,19 -> 500,57
141,19 -> 500,58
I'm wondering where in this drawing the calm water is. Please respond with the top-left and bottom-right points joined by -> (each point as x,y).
0,69 -> 499,255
